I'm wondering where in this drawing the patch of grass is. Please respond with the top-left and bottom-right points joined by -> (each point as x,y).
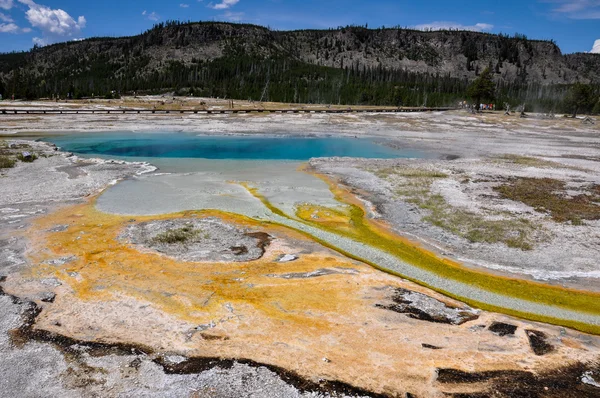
16,153 -> 38,163
0,141 -> 12,156
497,154 -> 584,171
373,167 -> 448,179
494,178 -> 600,224
419,194 -> 534,250
10,143 -> 32,150
151,225 -> 202,244
498,154 -> 557,167
375,166 -> 536,250
0,155 -> 16,169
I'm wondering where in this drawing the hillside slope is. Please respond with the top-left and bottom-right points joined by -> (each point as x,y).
1,22 -> 599,106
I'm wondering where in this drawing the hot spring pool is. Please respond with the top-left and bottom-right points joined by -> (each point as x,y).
43,132 -> 425,160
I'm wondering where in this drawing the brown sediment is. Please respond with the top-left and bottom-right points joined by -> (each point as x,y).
488,322 -> 518,337
198,333 -> 230,341
437,368 -> 534,384
438,362 -> 600,398
422,344 -> 443,350
155,356 -> 391,398
245,231 -> 273,253
3,293 -> 388,398
526,330 -> 555,356
230,246 -> 249,255
5,296 -> 151,356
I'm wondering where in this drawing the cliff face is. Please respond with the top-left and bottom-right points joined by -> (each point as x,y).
1,22 -> 599,98
276,28 -> 582,84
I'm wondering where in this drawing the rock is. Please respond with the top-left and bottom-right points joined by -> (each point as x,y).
581,370 -> 600,388
195,321 -> 216,332
128,358 -> 142,370
48,225 -> 69,232
376,287 -> 480,325
123,218 -> 271,263
278,254 -> 298,263
469,324 -> 486,332
162,355 -> 187,365
268,268 -> 359,279
40,278 -> 62,287
44,256 -> 76,266
40,292 -> 56,303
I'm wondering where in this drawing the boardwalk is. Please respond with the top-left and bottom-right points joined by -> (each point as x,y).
0,107 -> 454,115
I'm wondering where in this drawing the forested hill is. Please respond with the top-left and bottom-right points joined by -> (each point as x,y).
1,21 -> 599,109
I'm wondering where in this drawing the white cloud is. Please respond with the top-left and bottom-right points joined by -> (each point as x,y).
142,10 -> 160,21
210,0 -> 239,10
180,3 -> 189,8
221,11 -> 244,21
32,36 -> 45,45
0,0 -> 13,11
0,11 -> 12,22
591,39 -> 600,53
413,21 -> 494,32
17,0 -> 85,45
0,22 -> 18,32
0,11 -> 30,33
546,0 -> 600,19
147,11 -> 160,21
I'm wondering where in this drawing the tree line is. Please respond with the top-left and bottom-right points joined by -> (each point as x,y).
468,67 -> 600,115
1,51 -> 599,114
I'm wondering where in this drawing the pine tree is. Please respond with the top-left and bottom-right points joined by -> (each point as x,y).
467,67 -> 495,110
564,83 -> 595,117
593,99 -> 600,116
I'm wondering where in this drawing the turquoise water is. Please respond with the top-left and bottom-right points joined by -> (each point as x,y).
45,132 -> 423,160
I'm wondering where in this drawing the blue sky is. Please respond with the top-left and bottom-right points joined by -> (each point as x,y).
0,0 -> 599,54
